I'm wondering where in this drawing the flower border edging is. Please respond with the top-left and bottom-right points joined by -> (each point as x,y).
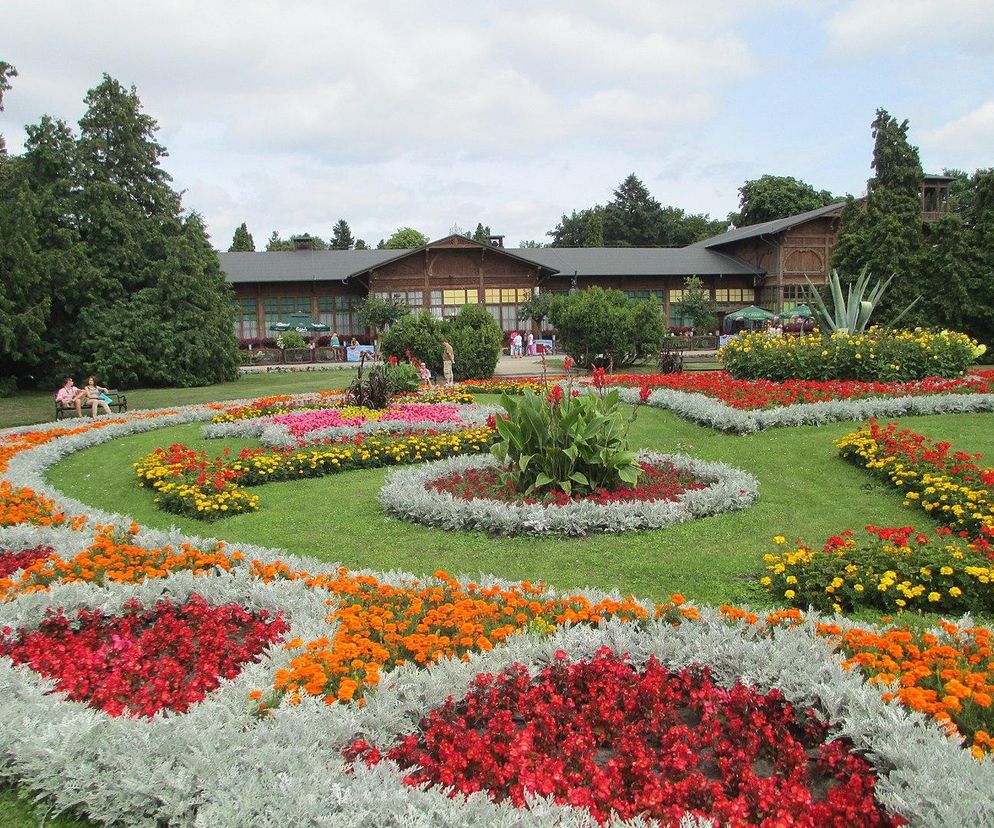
617,387 -> 994,433
378,451 -> 759,536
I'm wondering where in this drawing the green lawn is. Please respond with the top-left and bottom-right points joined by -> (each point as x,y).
0,369 -> 356,430
8,394 -> 994,827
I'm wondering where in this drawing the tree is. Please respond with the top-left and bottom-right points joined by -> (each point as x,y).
0,60 -> 16,155
382,227 -> 429,249
72,75 -> 238,386
728,175 -> 836,227
444,303 -> 502,379
672,276 -> 718,333
518,239 -> 546,248
0,61 -> 15,109
0,180 -> 50,384
330,219 -> 354,250
354,238 -> 369,250
831,109 -> 925,324
357,294 -> 410,344
228,222 -> 255,251
471,223 -> 491,243
548,287 -> 664,367
266,231 -> 292,251
603,174 -> 663,246
548,207 -> 605,247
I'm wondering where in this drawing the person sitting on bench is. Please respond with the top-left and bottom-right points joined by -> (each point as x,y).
77,376 -> 113,417
55,377 -> 83,417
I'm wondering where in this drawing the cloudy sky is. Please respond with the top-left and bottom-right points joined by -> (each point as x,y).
4,1 -> 993,249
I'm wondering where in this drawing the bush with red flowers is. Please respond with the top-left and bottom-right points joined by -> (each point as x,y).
347,648 -> 904,827
0,595 -> 288,718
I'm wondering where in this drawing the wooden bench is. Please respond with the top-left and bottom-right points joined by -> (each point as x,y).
55,390 -> 128,420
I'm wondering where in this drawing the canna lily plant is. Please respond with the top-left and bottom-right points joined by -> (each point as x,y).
804,267 -> 919,334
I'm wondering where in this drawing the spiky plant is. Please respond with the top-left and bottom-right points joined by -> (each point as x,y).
804,268 -> 919,333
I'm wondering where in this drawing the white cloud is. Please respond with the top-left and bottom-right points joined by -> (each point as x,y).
920,101 -> 994,170
826,0 -> 994,57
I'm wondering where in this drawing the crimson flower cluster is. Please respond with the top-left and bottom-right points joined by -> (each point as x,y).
601,371 -> 994,410
426,461 -> 707,507
0,545 -> 53,579
346,648 -> 903,826
0,595 -> 288,718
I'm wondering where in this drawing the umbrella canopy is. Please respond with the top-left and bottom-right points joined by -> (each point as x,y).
728,304 -> 776,321
781,304 -> 814,319
269,312 -> 331,335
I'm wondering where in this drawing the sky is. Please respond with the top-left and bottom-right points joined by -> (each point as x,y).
3,0 -> 993,250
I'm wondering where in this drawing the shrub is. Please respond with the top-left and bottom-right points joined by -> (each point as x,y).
548,287 -> 665,368
490,373 -> 647,497
444,304 -> 502,380
381,312 -> 444,371
383,360 -> 421,394
720,328 -> 985,381
275,330 -> 306,350
761,526 -> 994,615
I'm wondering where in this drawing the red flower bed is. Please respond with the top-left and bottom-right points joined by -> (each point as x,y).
601,371 -> 994,410
425,461 -> 709,506
347,649 -> 903,827
0,595 -> 288,718
0,545 -> 53,578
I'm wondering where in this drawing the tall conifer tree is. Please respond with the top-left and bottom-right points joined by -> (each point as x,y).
330,219 -> 354,250
228,222 -> 255,251
831,109 -> 924,322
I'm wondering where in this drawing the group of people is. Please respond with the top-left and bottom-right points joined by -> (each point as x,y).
508,330 -> 536,357
407,339 -> 455,387
55,376 -> 114,417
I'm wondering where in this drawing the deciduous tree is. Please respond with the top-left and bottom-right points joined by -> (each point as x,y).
381,227 -> 429,249
728,175 -> 836,227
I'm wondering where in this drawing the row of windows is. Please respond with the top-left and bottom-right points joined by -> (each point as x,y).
235,296 -> 362,339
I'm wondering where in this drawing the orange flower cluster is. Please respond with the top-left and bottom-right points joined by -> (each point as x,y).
819,620 -> 994,759
0,524 -> 237,599
0,411 -> 175,475
716,602 -> 994,758
0,482 -> 66,527
251,565 -> 651,706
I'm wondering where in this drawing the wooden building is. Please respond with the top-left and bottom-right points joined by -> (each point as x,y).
220,184 -> 951,339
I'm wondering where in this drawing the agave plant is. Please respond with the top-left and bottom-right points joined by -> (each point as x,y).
804,268 -> 919,334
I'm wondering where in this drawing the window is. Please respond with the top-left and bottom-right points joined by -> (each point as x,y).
235,298 -> 258,339
669,307 -> 694,328
623,290 -> 665,306
783,285 -> 810,302
714,288 -> 755,304
443,288 -> 475,306
484,288 -> 531,304
316,295 -> 359,334
373,290 -> 424,309
669,289 -> 687,303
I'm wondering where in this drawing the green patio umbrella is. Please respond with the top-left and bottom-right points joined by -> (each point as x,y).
269,312 -> 331,335
728,305 -> 775,321
781,304 -> 814,319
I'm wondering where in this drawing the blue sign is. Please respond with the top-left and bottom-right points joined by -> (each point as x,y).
346,345 -> 376,363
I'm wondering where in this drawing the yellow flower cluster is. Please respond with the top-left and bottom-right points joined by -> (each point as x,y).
135,427 -> 498,520
720,326 -> 983,382
399,389 -> 476,405
761,528 -> 994,615
836,426 -> 994,539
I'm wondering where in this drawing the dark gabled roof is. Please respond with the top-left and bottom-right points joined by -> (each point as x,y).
691,202 -> 846,249
504,246 -> 763,277
218,249 -> 406,284
217,238 -> 764,285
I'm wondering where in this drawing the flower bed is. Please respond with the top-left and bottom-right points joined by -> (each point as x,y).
209,392 -> 342,424
135,426 -> 498,520
0,401 -> 990,824
719,328 -> 985,382
0,594 -> 288,718
604,370 -> 994,410
454,378 -> 548,395
348,648 -> 902,826
760,525 -> 994,615
379,451 -> 758,536
426,458 -> 708,507
837,420 -> 994,539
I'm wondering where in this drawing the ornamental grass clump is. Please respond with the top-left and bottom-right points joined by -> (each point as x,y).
491,368 -> 650,497
720,327 -> 985,382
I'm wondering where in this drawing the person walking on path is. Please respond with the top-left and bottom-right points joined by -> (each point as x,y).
441,338 -> 455,385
